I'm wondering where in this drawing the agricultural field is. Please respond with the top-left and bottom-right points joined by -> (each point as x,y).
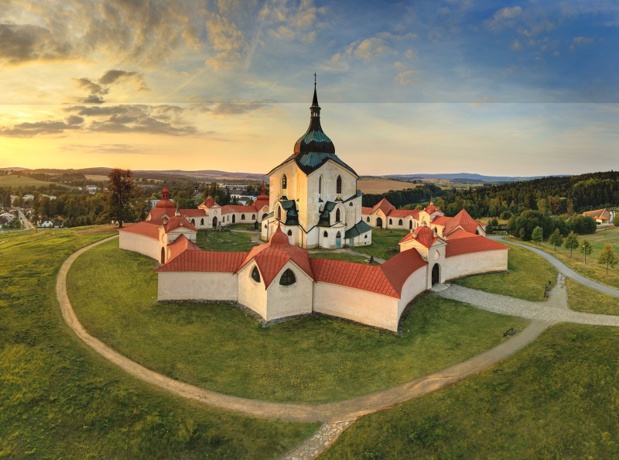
84,174 -> 109,182
0,228 -> 314,459
357,178 -> 420,194
0,174 -> 62,188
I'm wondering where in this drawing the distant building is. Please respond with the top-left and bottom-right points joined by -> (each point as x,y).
86,185 -> 98,194
583,208 -> 615,225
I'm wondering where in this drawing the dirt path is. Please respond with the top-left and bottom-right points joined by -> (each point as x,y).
57,236 -> 552,426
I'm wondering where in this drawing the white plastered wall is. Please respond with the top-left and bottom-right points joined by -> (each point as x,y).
158,272 -> 238,301
264,262 -> 314,321
396,267 -> 428,316
444,250 -> 508,281
313,283 -> 400,331
237,263 -> 269,319
119,232 -> 161,261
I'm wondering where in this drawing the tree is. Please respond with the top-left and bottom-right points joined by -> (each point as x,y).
531,226 -> 543,244
548,228 -> 563,251
597,243 -> 618,274
105,169 -> 137,228
581,239 -> 592,264
564,231 -> 579,256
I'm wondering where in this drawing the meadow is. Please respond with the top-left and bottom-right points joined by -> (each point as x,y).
0,228 -> 315,459
0,174 -> 65,188
357,178 -> 420,194
67,238 -> 527,403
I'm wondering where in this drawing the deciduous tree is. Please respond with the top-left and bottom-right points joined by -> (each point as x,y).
581,240 -> 592,264
564,231 -> 579,257
548,228 -> 563,251
531,226 -> 543,244
105,169 -> 137,228
598,243 -> 618,274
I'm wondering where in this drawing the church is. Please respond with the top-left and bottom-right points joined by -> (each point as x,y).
118,82 -> 509,332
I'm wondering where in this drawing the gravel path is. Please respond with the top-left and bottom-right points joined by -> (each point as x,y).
58,236 -> 619,459
499,238 -> 619,298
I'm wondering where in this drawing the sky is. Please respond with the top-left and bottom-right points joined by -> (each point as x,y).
0,0 -> 618,176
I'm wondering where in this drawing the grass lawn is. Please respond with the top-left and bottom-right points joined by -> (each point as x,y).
567,279 -> 619,315
453,243 -> 558,301
322,323 -> 619,459
521,227 -> 619,289
308,250 -> 371,263
68,240 -> 528,403
196,229 -> 258,252
0,227 -> 315,459
354,228 -> 409,260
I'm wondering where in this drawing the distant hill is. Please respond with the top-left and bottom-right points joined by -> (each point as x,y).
386,173 -> 564,183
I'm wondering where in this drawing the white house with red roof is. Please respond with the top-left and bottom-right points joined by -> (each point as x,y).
117,83 -> 509,332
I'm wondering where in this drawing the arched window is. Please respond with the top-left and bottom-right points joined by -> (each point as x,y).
389,218 -> 393,225
191,219 -> 195,225
323,231 -> 328,238
398,219 -> 403,226
200,218 -> 204,226
366,217 -> 370,222
277,206 -> 282,220
279,269 -> 296,286
262,213 -> 268,221
336,175 -> 342,194
287,229 -> 292,236
241,214 -> 245,220
336,209 -> 341,222
251,266 -> 261,282
252,214 -> 255,219
319,175 -> 322,195
282,174 -> 287,189
232,214 -> 236,223
409,220 -> 413,230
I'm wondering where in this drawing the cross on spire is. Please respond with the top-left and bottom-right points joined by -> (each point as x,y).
314,72 -> 317,86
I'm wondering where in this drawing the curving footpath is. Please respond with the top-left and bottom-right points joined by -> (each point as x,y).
507,239 -> 619,298
56,236 -> 619,459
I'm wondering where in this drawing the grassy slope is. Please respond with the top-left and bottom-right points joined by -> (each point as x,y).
354,228 -> 409,260
0,175 -> 66,188
453,243 -> 558,301
196,229 -> 257,252
567,279 -> 619,315
0,228 -> 315,459
68,240 -> 527,403
322,324 -> 619,459
525,227 -> 619,288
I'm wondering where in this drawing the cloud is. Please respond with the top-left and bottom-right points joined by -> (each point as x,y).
395,70 -> 420,86
486,6 -> 523,31
0,23 -> 73,65
205,12 -> 247,69
72,69 -> 149,104
348,38 -> 390,61
260,0 -> 325,42
0,116 -> 82,137
573,36 -> 594,44
61,143 -> 150,154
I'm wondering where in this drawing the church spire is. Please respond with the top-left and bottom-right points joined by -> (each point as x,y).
311,72 -> 320,118
292,74 -> 334,156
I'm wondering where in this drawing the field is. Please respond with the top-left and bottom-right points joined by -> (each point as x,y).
84,174 -> 109,182
453,243 -> 558,301
67,238 -> 527,403
0,228 -> 315,459
357,178 -> 419,194
529,226 -> 619,289
0,174 -> 62,188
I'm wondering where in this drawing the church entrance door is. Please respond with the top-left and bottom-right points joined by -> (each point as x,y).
376,217 -> 383,228
212,216 -> 218,228
335,231 -> 342,249
232,214 -> 236,224
432,264 -> 440,285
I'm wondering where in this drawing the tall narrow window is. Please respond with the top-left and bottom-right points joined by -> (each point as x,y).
277,206 -> 282,220
319,175 -> 322,195
336,175 -> 342,194
282,174 -> 287,189
336,209 -> 341,222
279,269 -> 296,286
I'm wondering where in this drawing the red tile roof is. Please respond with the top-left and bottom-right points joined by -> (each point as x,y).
311,248 -> 426,298
221,205 -> 258,214
237,226 -> 313,288
254,195 -> 269,210
399,226 -> 440,248
180,209 -> 207,217
361,206 -> 373,215
372,198 -> 396,215
148,207 -> 174,221
583,208 -> 611,221
431,216 -> 451,226
163,216 -> 197,233
445,235 -> 509,257
445,209 -> 480,235
202,197 -> 216,208
118,221 -> 160,240
389,209 -> 419,218
167,234 -> 200,262
444,228 -> 471,239
157,250 -> 248,273
424,203 -> 441,215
